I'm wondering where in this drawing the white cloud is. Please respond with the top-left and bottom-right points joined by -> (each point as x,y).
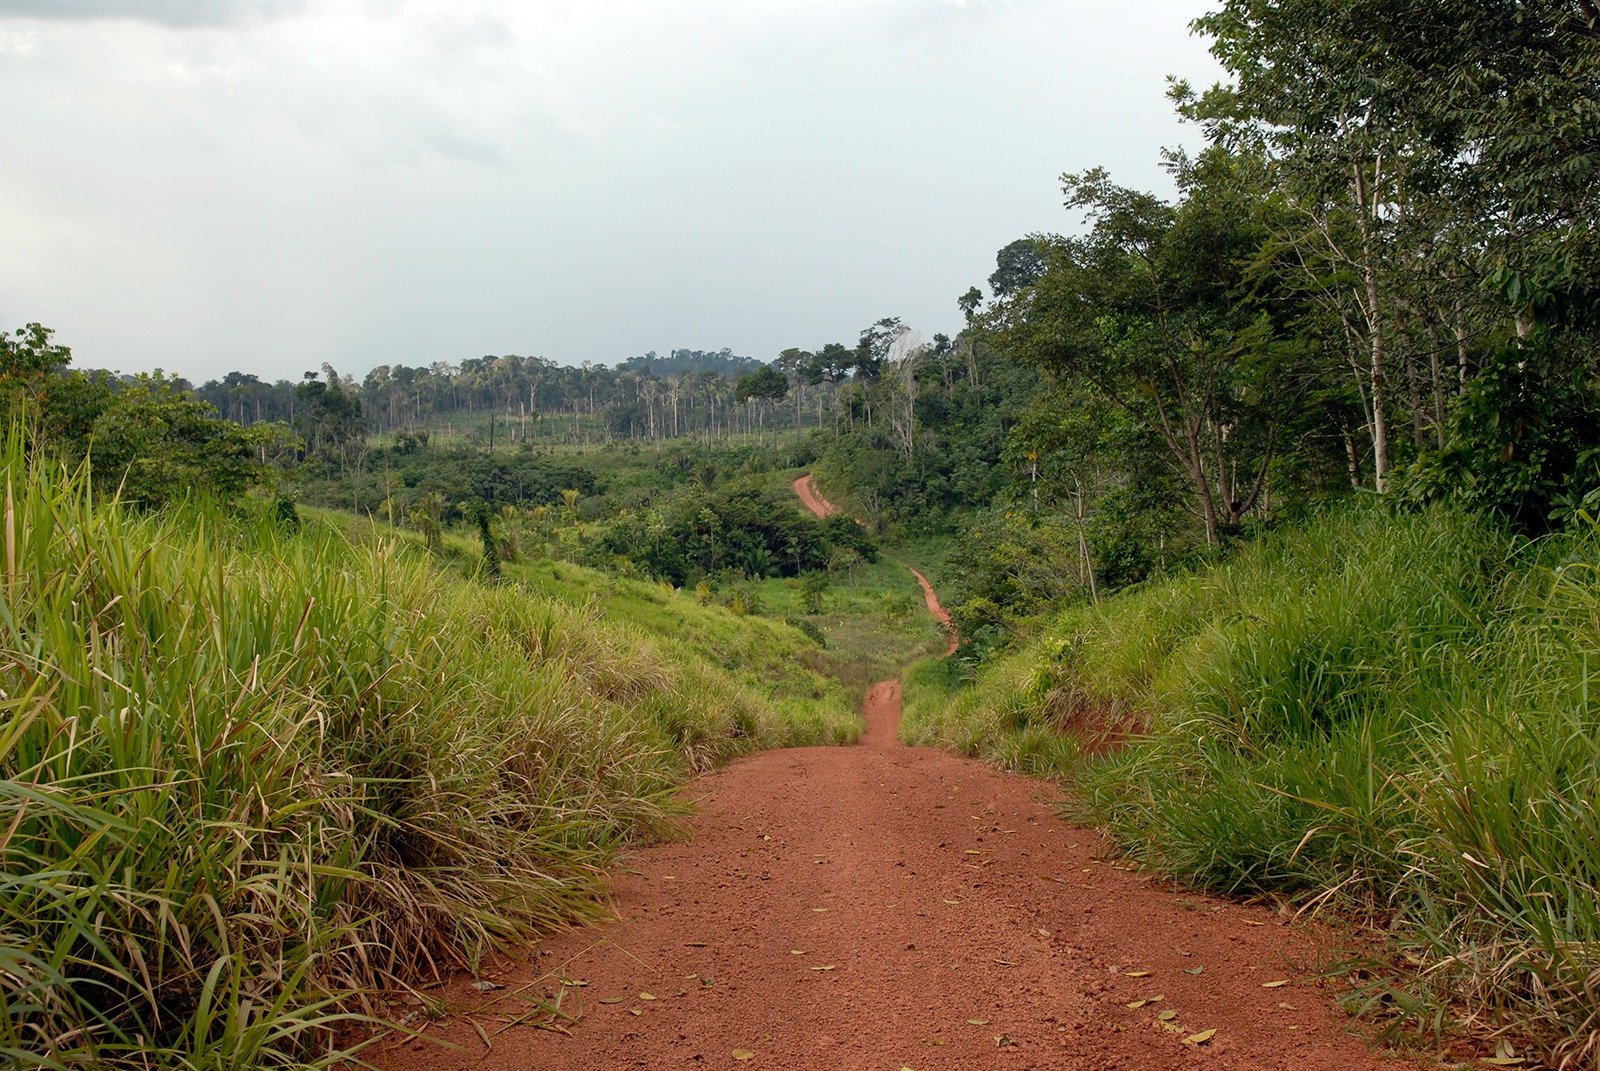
0,0 -> 1223,380
0,0 -> 305,28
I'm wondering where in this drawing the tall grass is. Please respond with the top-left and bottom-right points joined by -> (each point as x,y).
0,441 -> 857,1069
905,504 -> 1600,1064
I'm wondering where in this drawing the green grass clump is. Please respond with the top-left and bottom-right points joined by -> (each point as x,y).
905,503 -> 1600,1062
0,442 -> 856,1069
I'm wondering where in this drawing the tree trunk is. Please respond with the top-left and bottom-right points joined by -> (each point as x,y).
1353,165 -> 1391,492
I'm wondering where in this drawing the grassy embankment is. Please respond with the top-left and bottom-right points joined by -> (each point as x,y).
0,446 -> 856,1070
904,505 -> 1600,1062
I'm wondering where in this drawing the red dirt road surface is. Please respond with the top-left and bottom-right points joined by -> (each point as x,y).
374,683 -> 1399,1071
792,473 -> 840,518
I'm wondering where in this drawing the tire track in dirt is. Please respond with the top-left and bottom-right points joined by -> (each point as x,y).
372,683 -> 1400,1071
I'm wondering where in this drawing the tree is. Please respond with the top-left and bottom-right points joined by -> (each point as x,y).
988,238 -> 1048,298
1183,0 -> 1600,497
89,374 -> 288,508
990,153 -> 1318,546
0,323 -> 109,447
853,317 -> 903,384
775,347 -> 813,440
734,366 -> 789,443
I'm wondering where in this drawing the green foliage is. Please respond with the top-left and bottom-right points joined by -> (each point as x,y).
587,486 -> 852,586
468,498 -> 501,579
0,325 -> 291,510
821,514 -> 879,563
292,369 -> 366,475
809,341 -> 1038,536
0,439 -> 856,1069
947,509 -> 1085,636
989,152 -> 1327,548
734,366 -> 788,403
300,441 -> 599,513
1395,336 -> 1600,533
907,503 -> 1600,1062
89,374 -> 289,508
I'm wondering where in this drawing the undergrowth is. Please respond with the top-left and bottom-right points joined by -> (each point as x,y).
0,442 -> 856,1069
904,504 -> 1600,1065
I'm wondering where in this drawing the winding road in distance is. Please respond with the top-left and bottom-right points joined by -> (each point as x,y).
791,473 -> 957,656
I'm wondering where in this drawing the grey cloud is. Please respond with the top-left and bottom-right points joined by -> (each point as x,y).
0,0 -> 305,28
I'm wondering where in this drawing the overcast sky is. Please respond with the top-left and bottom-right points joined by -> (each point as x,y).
0,0 -> 1222,384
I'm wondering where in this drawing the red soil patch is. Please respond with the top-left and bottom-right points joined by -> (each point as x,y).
370,685 -> 1401,1071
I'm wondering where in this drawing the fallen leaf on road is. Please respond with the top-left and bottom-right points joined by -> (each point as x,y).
942,899 -> 961,905
810,965 -> 837,971
599,997 -> 623,1004
1124,970 -> 1152,977
1262,979 -> 1289,988
1484,1040 -> 1525,1065
733,1049 -> 755,1061
1186,966 -> 1205,975
639,993 -> 655,1001
1183,1028 -> 1217,1045
790,950 -> 806,955
1158,1010 -> 1177,1021
993,959 -> 1017,966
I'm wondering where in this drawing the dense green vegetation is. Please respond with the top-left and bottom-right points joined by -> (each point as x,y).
0,440 -> 856,1069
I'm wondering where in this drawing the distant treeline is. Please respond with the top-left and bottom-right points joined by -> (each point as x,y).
181,347 -> 786,444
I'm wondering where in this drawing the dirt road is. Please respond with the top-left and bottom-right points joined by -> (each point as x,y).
792,474 -> 957,655
371,479 -> 1398,1070
376,680 -> 1397,1071
792,473 -> 839,518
